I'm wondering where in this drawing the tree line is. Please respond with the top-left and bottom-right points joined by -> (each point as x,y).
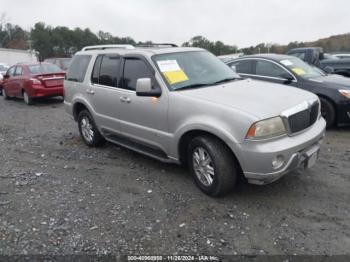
1,17 -> 350,60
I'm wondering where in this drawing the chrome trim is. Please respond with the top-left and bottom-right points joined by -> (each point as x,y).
91,83 -> 136,94
281,99 -> 319,136
42,77 -> 65,81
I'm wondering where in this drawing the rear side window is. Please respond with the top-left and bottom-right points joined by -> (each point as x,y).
91,55 -> 102,84
122,59 -> 153,91
92,55 -> 120,87
14,66 -> 23,76
66,55 -> 91,82
7,67 -> 16,76
228,60 -> 253,74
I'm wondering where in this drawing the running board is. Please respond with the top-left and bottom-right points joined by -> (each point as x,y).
102,130 -> 176,163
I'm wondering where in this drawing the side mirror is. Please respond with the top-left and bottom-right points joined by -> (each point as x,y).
280,72 -> 294,82
324,66 -> 334,74
136,78 -> 161,97
230,65 -> 237,73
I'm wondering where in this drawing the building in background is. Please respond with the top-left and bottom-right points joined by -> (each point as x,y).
0,48 -> 39,66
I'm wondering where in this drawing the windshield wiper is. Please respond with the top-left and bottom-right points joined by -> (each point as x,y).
175,83 -> 213,91
211,77 -> 238,85
175,77 -> 238,91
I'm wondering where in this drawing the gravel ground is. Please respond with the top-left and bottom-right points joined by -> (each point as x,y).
0,97 -> 349,256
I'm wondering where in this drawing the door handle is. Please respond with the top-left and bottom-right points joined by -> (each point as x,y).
86,89 -> 95,95
120,96 -> 131,103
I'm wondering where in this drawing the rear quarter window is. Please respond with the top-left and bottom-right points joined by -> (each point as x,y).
66,55 -> 92,82
228,60 -> 253,74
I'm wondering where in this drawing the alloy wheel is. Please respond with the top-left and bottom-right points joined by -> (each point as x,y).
80,116 -> 94,143
192,147 -> 215,186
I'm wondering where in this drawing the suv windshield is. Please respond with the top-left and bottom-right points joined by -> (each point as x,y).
29,64 -> 62,74
280,57 -> 325,79
153,51 -> 240,90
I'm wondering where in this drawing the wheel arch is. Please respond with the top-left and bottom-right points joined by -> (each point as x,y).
72,100 -> 93,121
177,129 -> 243,174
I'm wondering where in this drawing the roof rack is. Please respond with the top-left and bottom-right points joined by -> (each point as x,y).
135,43 -> 178,48
81,45 -> 135,51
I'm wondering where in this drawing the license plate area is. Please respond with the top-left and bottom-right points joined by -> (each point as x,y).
306,150 -> 319,168
302,144 -> 320,169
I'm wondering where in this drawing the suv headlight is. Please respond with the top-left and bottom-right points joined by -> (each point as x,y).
246,117 -> 286,140
339,89 -> 350,99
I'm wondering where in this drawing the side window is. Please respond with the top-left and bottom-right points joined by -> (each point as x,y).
66,55 -> 92,82
255,60 -> 287,78
14,66 -> 23,76
91,55 -> 102,84
228,60 -> 253,74
7,67 -> 15,77
98,55 -> 120,87
122,58 -> 154,91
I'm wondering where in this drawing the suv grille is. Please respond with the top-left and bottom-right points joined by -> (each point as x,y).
288,101 -> 319,133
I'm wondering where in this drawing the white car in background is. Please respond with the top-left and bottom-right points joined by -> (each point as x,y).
0,63 -> 9,75
0,63 -> 9,95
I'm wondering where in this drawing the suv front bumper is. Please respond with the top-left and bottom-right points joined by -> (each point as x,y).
240,117 -> 326,185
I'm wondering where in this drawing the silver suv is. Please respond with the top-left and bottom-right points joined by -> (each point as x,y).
64,44 -> 326,196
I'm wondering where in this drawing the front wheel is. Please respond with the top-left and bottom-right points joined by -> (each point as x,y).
77,110 -> 105,147
320,97 -> 335,128
188,135 -> 238,197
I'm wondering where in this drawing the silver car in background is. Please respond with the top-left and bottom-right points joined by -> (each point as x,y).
64,45 -> 326,196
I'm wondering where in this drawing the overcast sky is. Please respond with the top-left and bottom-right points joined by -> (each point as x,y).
3,0 -> 350,47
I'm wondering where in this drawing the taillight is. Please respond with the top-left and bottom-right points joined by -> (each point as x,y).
30,78 -> 42,85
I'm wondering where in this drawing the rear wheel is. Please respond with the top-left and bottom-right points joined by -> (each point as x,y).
78,110 -> 105,147
320,97 -> 335,128
2,88 -> 9,100
188,135 -> 237,196
23,91 -> 33,105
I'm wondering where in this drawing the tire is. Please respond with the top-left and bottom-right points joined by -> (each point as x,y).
2,88 -> 9,100
23,91 -> 33,105
187,135 -> 237,196
320,97 -> 336,128
77,109 -> 105,147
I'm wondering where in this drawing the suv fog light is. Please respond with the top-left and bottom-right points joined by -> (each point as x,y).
272,155 -> 285,170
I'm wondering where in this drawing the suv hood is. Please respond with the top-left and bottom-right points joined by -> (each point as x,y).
177,79 -> 317,119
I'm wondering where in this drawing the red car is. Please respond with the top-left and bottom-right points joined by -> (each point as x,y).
2,62 -> 65,105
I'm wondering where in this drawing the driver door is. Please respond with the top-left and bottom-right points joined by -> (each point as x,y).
117,56 -> 169,152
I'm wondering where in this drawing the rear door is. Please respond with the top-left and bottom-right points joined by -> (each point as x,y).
13,66 -> 25,96
89,54 -> 123,133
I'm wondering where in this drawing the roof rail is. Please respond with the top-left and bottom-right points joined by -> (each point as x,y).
135,43 -> 178,48
81,45 -> 135,51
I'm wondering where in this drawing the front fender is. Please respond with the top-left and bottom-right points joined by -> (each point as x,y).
170,116 -> 246,165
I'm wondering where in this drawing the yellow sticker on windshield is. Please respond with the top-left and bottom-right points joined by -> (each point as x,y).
292,68 -> 306,75
163,70 -> 189,85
